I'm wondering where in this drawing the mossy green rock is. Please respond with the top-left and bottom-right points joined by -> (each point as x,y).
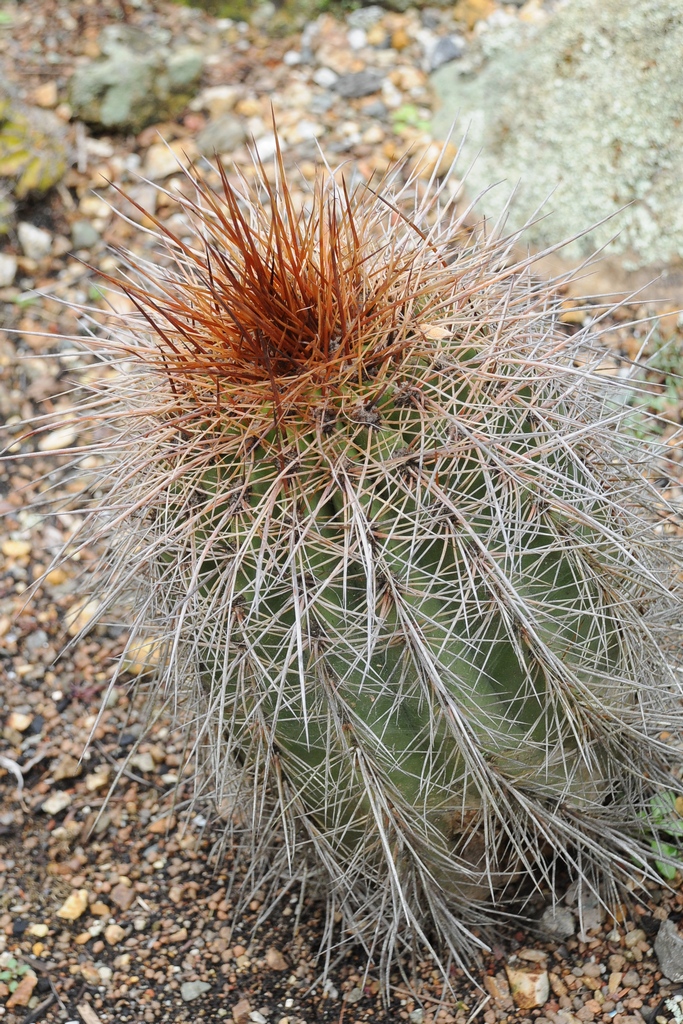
0,94 -> 68,199
69,26 -> 203,133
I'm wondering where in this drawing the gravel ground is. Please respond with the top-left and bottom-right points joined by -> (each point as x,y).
2,1 -> 683,1022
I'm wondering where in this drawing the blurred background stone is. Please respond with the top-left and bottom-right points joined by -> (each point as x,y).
69,25 -> 203,132
432,0 -> 683,299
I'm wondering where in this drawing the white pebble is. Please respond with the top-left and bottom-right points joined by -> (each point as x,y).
0,254 -> 17,287
253,132 -> 278,162
381,79 -> 403,109
292,119 -> 324,143
17,221 -> 52,260
130,752 -> 155,774
347,28 -> 367,50
38,424 -> 78,451
313,67 -> 338,89
42,791 -> 72,815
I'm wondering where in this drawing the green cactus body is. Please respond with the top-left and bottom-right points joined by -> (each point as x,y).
66,147 -> 683,966
159,345 -> 661,906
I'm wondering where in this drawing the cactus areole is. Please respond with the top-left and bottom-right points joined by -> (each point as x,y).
60,142 -> 683,972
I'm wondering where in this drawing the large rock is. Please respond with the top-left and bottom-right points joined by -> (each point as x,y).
0,92 -> 68,202
69,25 -> 203,134
655,919 -> 683,981
431,0 -> 683,298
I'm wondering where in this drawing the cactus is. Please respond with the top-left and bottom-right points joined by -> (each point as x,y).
0,94 -> 68,199
47,143 -> 683,972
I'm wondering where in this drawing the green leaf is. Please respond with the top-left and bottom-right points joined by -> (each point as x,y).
650,837 -> 681,879
16,965 -> 29,976
656,859 -> 678,880
650,792 -> 677,820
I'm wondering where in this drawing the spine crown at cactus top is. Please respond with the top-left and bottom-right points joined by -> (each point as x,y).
55,137 -> 683,973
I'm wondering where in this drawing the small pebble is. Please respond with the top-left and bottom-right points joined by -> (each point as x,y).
312,67 -> 338,88
335,70 -> 384,99
65,597 -> 101,637
347,27 -> 367,50
0,253 -> 17,287
539,905 -> 576,939
17,221 -> 52,260
6,711 -> 32,732
412,140 -> 458,179
130,752 -> 155,773
505,964 -> 550,1009
42,791 -> 72,815
38,424 -> 78,452
71,220 -> 101,249
265,947 -> 288,971
51,753 -> 82,781
391,27 -> 411,50
45,567 -> 68,586
196,114 -> 246,157
142,139 -> 199,180
2,539 -> 31,559
80,963 -> 100,986
104,924 -> 126,945
148,814 -> 176,834
31,81 -> 58,107
85,765 -> 111,791
181,980 -> 212,1001
6,972 -> 37,1009
428,33 -> 466,70
56,888 -> 89,920
110,882 -> 136,911
232,998 -> 252,1022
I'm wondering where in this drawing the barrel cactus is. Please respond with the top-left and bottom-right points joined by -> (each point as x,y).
53,143 -> 683,971
0,93 -> 68,200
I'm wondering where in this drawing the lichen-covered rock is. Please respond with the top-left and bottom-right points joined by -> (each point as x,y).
69,25 -> 203,133
0,93 -> 68,199
431,0 -> 683,295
